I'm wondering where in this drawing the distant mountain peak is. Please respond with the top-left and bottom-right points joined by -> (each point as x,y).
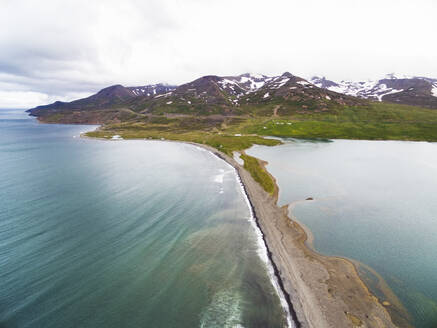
383,73 -> 412,80
281,72 -> 294,78
310,74 -> 437,108
310,76 -> 338,89
239,73 -> 266,79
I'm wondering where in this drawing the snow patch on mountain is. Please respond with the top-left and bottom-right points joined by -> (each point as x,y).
218,79 -> 239,89
267,77 -> 290,89
310,77 -> 404,101
239,75 -> 269,90
296,81 -> 310,87
129,84 -> 175,97
215,74 -> 273,96
432,84 -> 437,97
375,84 -> 403,101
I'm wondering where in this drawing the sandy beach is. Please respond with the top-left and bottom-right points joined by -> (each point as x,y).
199,143 -> 400,328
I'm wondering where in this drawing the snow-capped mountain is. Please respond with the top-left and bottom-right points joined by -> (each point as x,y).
152,72 -> 363,112
28,72 -> 365,120
310,74 -> 437,109
162,73 -> 296,107
128,84 -> 176,97
218,73 -> 272,93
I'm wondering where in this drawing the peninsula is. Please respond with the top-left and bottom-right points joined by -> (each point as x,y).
28,72 -> 437,327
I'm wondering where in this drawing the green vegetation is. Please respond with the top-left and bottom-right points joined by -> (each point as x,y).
240,154 -> 276,194
86,121 -> 281,156
243,119 -> 437,141
83,101 -> 437,193
234,103 -> 437,141
33,73 -> 437,197
86,119 -> 281,193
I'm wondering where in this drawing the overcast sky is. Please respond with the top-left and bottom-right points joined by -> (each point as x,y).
1,0 -> 436,108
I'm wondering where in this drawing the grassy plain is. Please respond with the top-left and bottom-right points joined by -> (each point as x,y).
86,102 -> 437,193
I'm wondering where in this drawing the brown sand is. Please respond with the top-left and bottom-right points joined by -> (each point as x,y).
200,144 -> 401,328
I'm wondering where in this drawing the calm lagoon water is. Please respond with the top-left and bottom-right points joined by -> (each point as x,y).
247,138 -> 437,328
0,109 -> 288,328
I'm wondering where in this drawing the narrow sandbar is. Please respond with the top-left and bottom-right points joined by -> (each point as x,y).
198,143 -> 400,328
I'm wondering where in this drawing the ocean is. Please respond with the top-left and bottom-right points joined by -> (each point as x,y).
0,109 -> 289,328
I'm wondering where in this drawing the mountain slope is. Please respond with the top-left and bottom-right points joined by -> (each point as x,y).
29,83 -> 176,117
310,75 -> 437,108
239,72 -> 364,115
28,72 -> 368,123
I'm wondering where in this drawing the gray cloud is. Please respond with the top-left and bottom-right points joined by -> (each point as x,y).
1,0 -> 436,108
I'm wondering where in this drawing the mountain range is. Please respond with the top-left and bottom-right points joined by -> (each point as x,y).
310,74 -> 437,109
28,72 -> 437,124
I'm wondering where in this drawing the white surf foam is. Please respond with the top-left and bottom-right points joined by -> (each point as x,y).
199,290 -> 244,328
183,143 -> 294,327
205,150 -> 294,328
194,145 -> 208,152
232,168 -> 294,328
213,169 -> 226,183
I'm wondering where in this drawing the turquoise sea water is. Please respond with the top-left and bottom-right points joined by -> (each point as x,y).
247,139 -> 437,328
0,109 -> 288,328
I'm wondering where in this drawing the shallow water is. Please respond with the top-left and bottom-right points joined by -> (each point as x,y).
0,109 -> 288,328
247,138 -> 437,328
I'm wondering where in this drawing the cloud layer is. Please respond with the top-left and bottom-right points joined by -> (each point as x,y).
1,0 -> 436,108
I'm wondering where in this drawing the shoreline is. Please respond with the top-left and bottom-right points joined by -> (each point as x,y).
80,130 -> 299,326
192,143 -> 400,328
208,147 -> 299,328
287,200 -> 412,325
78,130 -> 400,327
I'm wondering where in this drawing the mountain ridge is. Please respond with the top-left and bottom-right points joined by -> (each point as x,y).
28,72 -> 366,123
310,74 -> 437,108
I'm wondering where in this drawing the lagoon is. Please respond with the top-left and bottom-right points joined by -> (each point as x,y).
247,138 -> 437,328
